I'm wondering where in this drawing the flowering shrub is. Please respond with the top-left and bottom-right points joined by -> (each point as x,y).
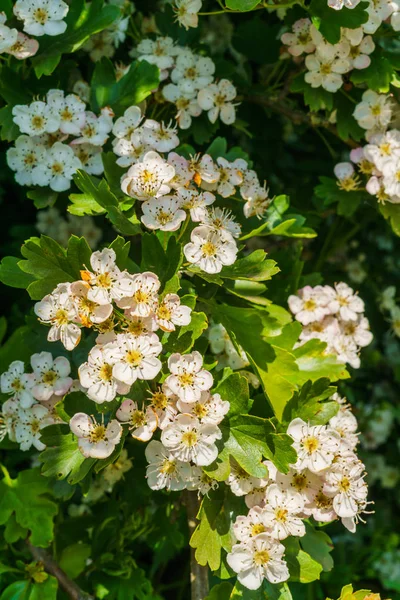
0,0 -> 398,598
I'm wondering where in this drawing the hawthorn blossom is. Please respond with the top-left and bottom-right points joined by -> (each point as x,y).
227,535 -> 289,589
30,352 -> 72,401
14,0 -> 69,36
0,399 -> 20,442
325,282 -> 365,321
362,0 -> 396,34
34,283 -> 82,350
198,79 -> 237,125
1,361 -> 35,408
12,101 -> 59,136
364,131 -> 400,171
78,345 -> 130,403
281,19 -> 315,56
189,153 -> 220,185
71,143 -> 104,176
70,413 -> 122,459
328,0 -> 361,8
32,142 -> 82,192
233,507 -> 271,542
141,119 -> 180,152
324,461 -> 368,518
113,131 -> 151,167
155,294 -> 192,332
241,183 -> 271,219
121,151 -> 175,200
81,248 -> 133,306
73,108 -> 114,146
165,351 -> 213,402
227,459 -> 269,497
262,484 -> 305,540
116,399 -> 158,441
112,333 -> 162,385
177,188 -> 215,221
202,157 -> 246,198
15,404 -> 53,451
141,195 -> 187,231
5,32 -> 39,59
353,91 -> 392,132
287,418 -> 340,473
0,13 -> 17,52
112,106 -> 142,139
334,162 -> 360,191
136,36 -> 177,70
184,226 -> 238,274
174,0 -> 202,29
201,207 -> 241,240
46,89 -> 86,135
276,468 -> 320,505
162,84 -> 202,129
188,466 -> 219,495
171,51 -> 215,94
177,391 -> 230,425
145,440 -> 192,490
305,49 -> 351,92
116,272 -> 160,317
288,286 -> 330,325
149,385 -> 178,430
161,413 -> 221,466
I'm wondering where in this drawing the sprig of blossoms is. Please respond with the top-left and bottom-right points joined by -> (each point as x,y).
132,36 -> 238,128
226,394 -> 371,590
7,89 -> 113,191
288,283 -> 373,368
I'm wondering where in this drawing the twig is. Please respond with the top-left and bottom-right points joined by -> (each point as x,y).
184,492 -> 209,600
26,541 -> 93,600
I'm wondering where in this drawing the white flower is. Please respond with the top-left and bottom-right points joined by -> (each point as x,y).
382,158 -> 400,198
32,142 -> 82,192
149,385 -> 178,430
364,130 -> 400,171
1,361 -> 35,408
305,49 -> 351,92
184,226 -> 238,274
116,271 -> 160,317
202,157 -> 246,198
34,283 -> 82,351
124,314 -> 158,337
308,487 -> 337,522
141,119 -> 180,152
165,351 -> 213,402
323,461 -> 368,518
116,399 -> 158,441
12,101 -> 60,136
362,0 -> 396,34
171,51 -> 215,94
188,466 -> 219,495
227,459 -> 269,497
162,84 -> 202,129
332,335 -> 360,368
78,345 -> 130,403
281,19 -> 315,56
241,183 -> 271,219
354,91 -> 392,132
0,398 -> 20,442
161,413 -> 221,466
201,207 -> 241,240
329,406 -> 359,451
72,143 -> 104,176
276,468 -> 320,505
288,285 -> 330,325
112,131 -> 151,167
339,316 -> 373,348
14,0 -> 69,36
112,333 -> 162,385
141,195 -> 187,232
262,484 -> 305,539
227,535 -> 289,589
69,281 -> 112,328
73,80 -> 90,103
136,36 -> 177,70
15,404 -> 53,451
30,352 -> 72,401
102,448 -> 133,485
46,89 -> 86,135
6,135 -> 46,186
174,0 -> 202,29
177,391 -> 230,425
298,315 -> 339,347
189,153 -> 220,185
287,418 -> 340,473
70,413 -> 122,459
73,107 -> 114,146
233,506 -> 271,542
346,32 -> 375,70
82,248 -> 134,305
177,188 -> 215,221
121,151 -> 175,200
325,282 -> 365,321
145,440 -> 192,490
112,105 -> 142,139
198,79 -> 237,125
155,294 -> 192,332
0,14 -> 18,52
4,32 -> 39,59
328,0 -> 361,8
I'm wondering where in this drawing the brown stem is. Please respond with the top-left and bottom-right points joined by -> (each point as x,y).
185,491 -> 210,600
26,541 -> 93,600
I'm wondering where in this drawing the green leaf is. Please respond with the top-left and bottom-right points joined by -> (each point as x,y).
190,490 -> 229,571
27,190 -> 58,210
282,378 -> 339,425
140,234 -> 183,287
205,583 -> 234,600
0,468 -> 58,547
290,74 -> 333,112
293,339 -> 350,384
310,0 -> 369,43
4,514 -> 28,544
220,250 -> 279,282
0,581 -> 30,600
0,256 -> 35,289
0,105 -> 20,141
31,0 -> 120,77
241,196 -> 316,240
232,19 -> 281,64
109,236 -> 132,270
379,201 -> 400,236
350,50 -> 394,92
301,522 -> 334,572
334,93 -> 364,142
214,372 -> 250,417
314,176 -> 367,217
226,0 -> 260,10
164,311 -> 208,354
29,577 -> 58,600
284,537 -> 323,583
39,427 -> 95,485
59,543 -> 91,579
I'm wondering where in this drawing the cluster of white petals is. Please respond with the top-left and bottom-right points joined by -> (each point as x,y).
288,283 -> 373,368
133,36 -> 238,128
0,353 -> 72,450
327,0 -> 399,34
173,0 -> 202,30
83,1 -> 130,63
0,11 -> 38,59
227,395 -> 370,590
282,21 -> 375,92
7,89 -> 114,191
36,207 -> 102,249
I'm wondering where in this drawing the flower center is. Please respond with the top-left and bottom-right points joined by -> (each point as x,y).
315,491 -> 332,509
160,459 -> 177,474
251,524 -> 267,536
293,473 -> 308,490
134,289 -> 150,303
181,431 -> 197,446
61,108 -> 74,121
126,350 -> 142,366
304,299 -> 316,311
157,305 -> 172,320
96,273 -> 112,288
371,104 -> 382,116
55,309 -> 69,325
275,508 -> 288,522
128,321 -> 145,335
34,7 -> 48,23
339,476 -> 351,492
42,370 -> 57,385
52,162 -> 64,174
31,115 -> 44,130
193,403 -> 209,419
130,409 -> 146,427
151,391 -> 168,409
11,378 -> 23,391
99,363 -> 113,381
24,153 -> 37,166
320,63 -> 332,75
30,419 -> 41,434
303,436 -> 319,454
157,210 -> 173,225
253,550 -> 270,566
202,241 -> 217,257
178,373 -> 194,387
89,425 -> 106,442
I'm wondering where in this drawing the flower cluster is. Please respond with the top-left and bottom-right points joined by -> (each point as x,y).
133,36 -> 238,128
36,207 -> 102,249
7,89 -> 113,191
227,395 -> 370,590
327,0 -> 399,33
288,282 -> 373,368
282,20 -> 376,92
0,353 -> 72,450
83,1 -> 132,62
